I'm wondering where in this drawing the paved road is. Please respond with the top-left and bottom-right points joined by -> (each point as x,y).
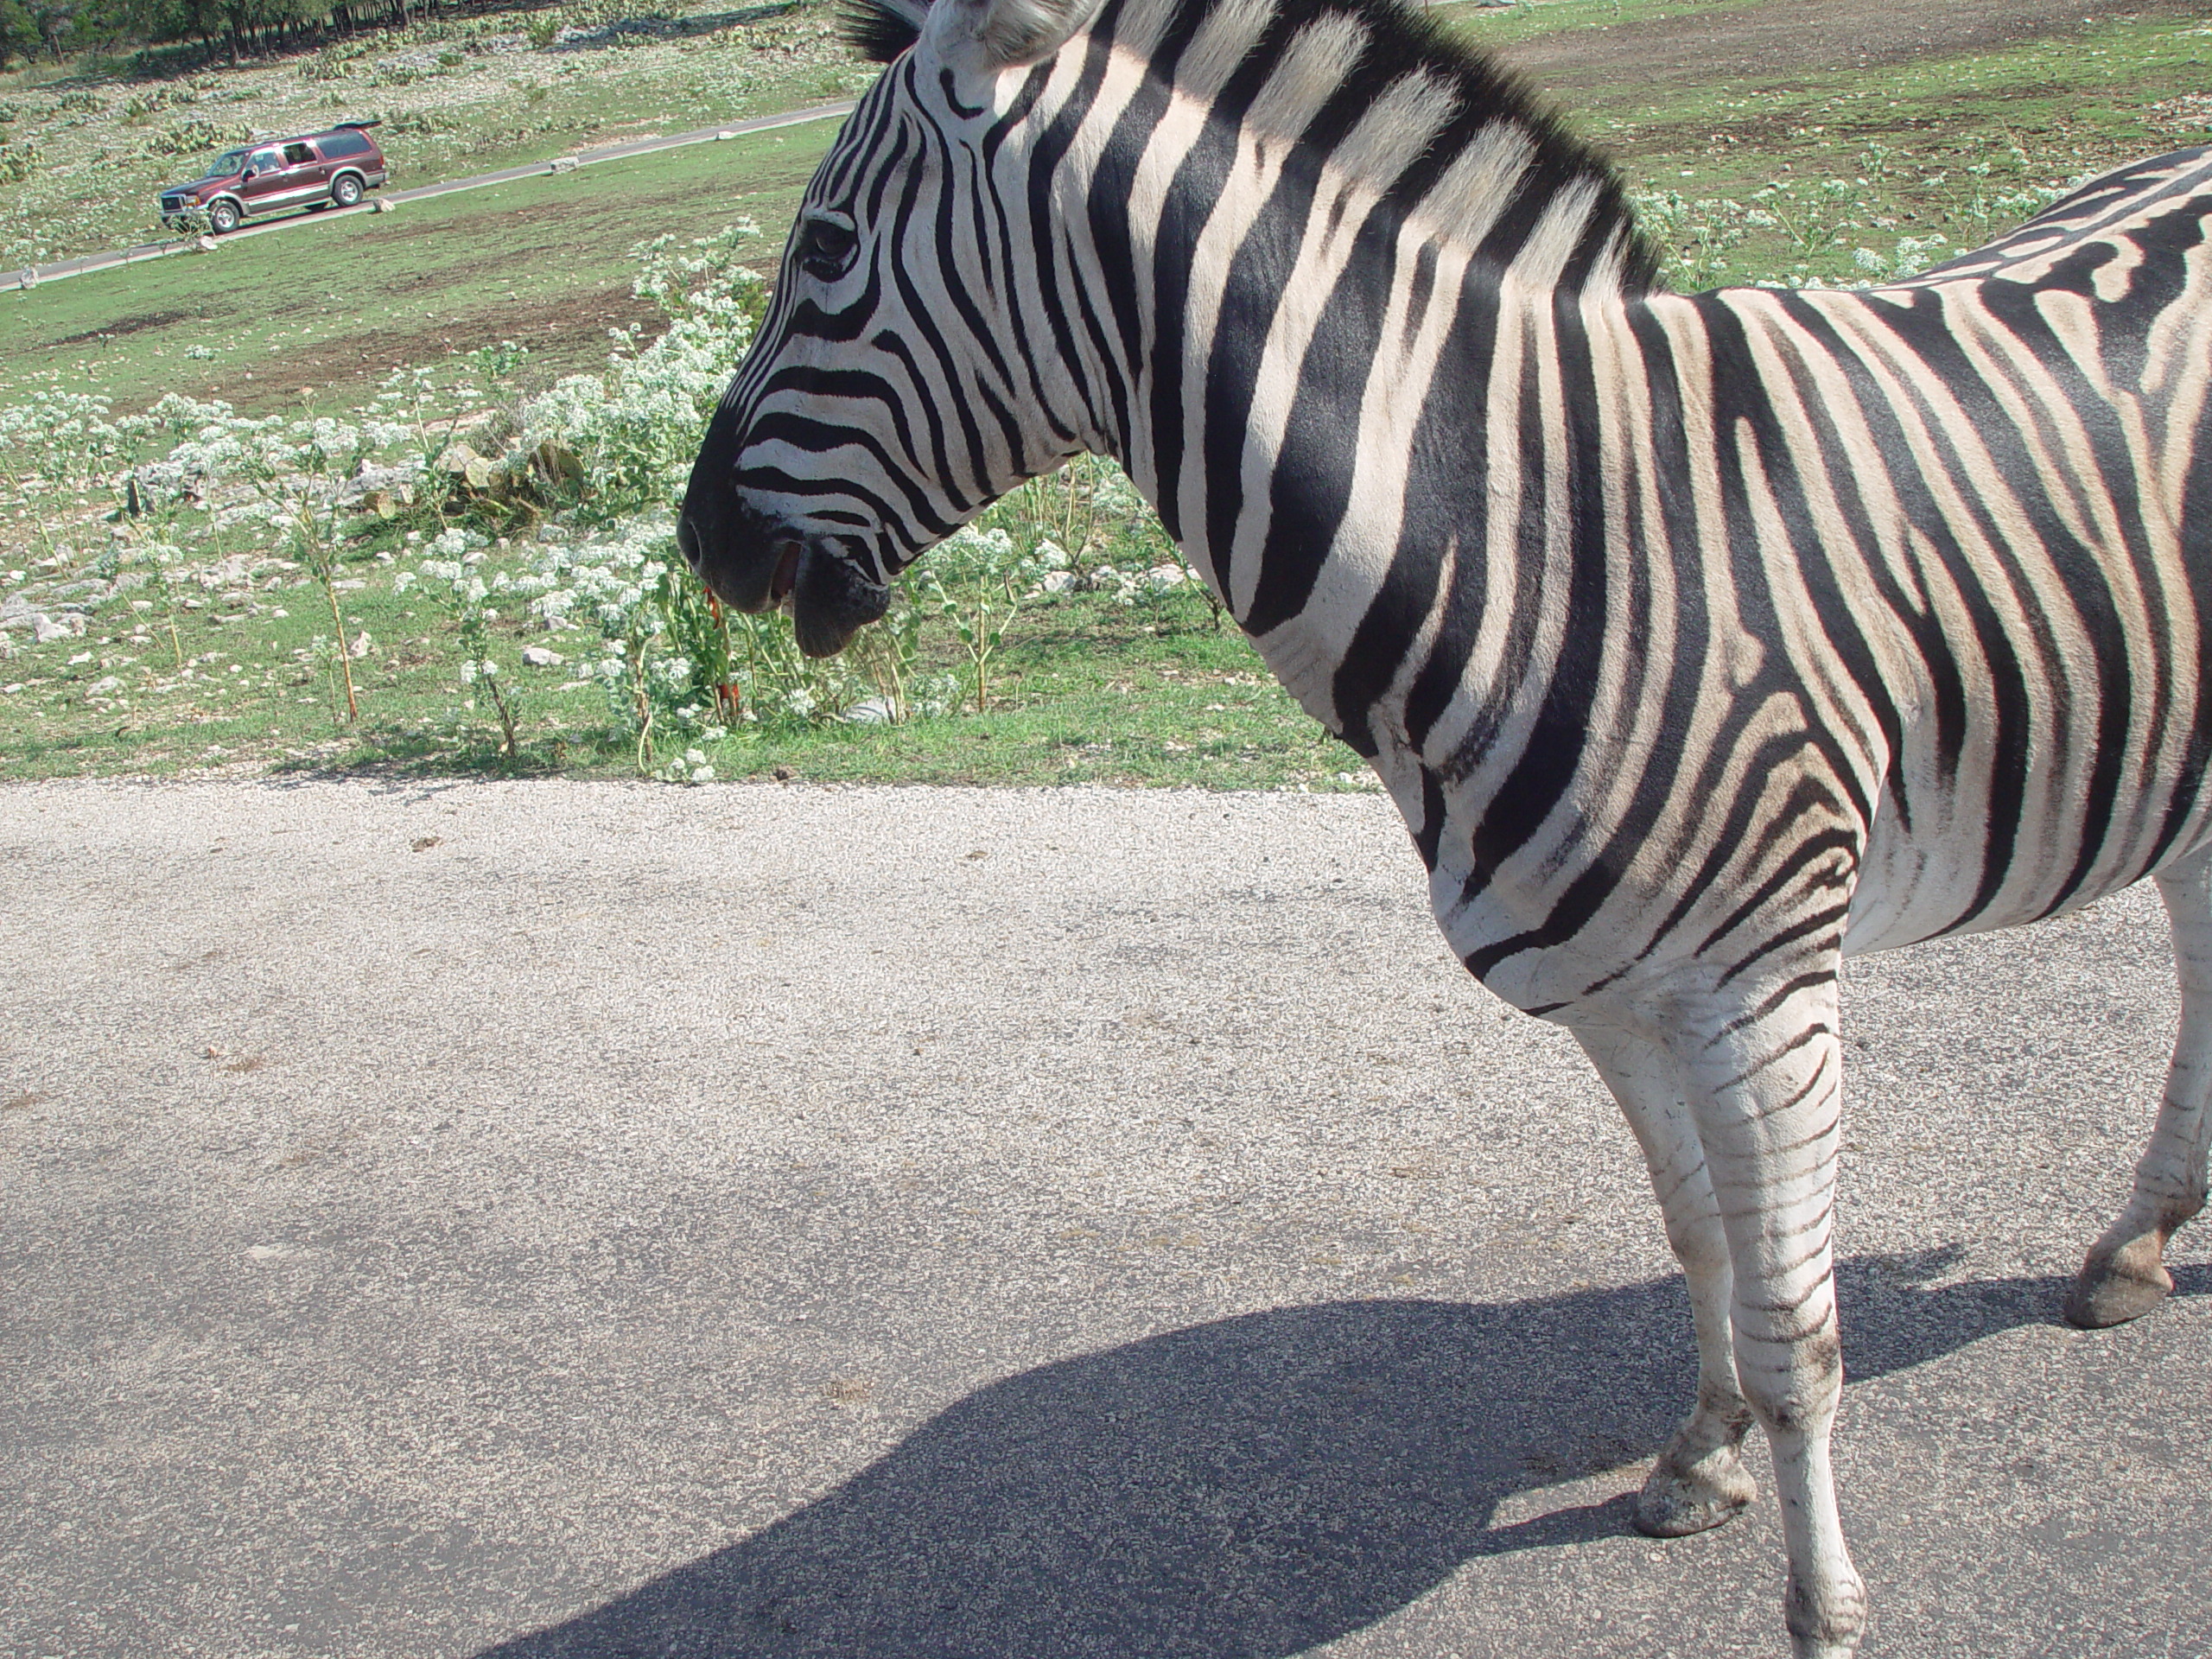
3,779 -> 2207,1658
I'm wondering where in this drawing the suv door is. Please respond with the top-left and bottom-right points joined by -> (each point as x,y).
283,141 -> 330,201
238,147 -> 290,215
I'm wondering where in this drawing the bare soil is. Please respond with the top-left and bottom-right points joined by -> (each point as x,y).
1499,0 -> 2210,91
54,308 -> 205,346
224,285 -> 664,406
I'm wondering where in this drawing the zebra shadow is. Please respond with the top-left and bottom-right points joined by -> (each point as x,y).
476,1249 -> 2209,1659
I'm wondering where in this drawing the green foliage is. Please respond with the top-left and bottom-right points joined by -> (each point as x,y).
918,525 -> 1039,715
1634,147 -> 2080,293
520,222 -> 768,517
145,114 -> 241,155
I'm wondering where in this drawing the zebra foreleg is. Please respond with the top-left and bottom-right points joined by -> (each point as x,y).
2067,843 -> 2212,1328
1572,1023 -> 1757,1538
1677,978 -> 1867,1659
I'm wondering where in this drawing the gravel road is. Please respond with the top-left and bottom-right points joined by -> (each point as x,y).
3,778 -> 2207,1658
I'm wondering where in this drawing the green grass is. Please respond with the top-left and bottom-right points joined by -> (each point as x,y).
1551,8 -> 2212,287
0,563 -> 1363,791
1436,0 -> 1778,48
0,119 -> 837,415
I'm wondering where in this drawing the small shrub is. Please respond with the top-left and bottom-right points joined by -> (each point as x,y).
918,525 -> 1041,714
146,118 -> 244,157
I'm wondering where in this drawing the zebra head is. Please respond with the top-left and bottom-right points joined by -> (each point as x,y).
677,0 -> 1108,657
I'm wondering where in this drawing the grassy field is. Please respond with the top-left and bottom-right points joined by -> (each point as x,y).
11,0 -> 2208,415
3,0 -> 2210,790
0,0 -> 868,268
0,120 -> 839,415
0,572 -> 1361,788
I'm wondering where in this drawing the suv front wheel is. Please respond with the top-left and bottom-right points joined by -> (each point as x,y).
331,173 -> 363,207
207,199 -> 241,233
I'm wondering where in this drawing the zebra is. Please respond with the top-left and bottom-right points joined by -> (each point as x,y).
673,0 -> 2212,1649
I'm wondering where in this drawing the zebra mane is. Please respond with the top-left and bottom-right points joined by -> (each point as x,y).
840,0 -> 1660,295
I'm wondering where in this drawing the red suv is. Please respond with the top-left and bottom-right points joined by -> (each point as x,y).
159,120 -> 390,235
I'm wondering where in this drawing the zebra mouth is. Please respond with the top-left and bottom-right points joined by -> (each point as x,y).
790,539 -> 891,658
769,541 -> 803,609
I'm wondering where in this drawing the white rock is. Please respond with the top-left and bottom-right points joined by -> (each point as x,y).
1039,570 -> 1077,594
520,645 -> 565,668
195,553 -> 253,589
347,631 -> 375,659
35,614 -> 85,644
87,676 -> 121,695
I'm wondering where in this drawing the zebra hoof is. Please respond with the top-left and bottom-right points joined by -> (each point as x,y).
2064,1235 -> 2172,1328
1632,1446 -> 1755,1538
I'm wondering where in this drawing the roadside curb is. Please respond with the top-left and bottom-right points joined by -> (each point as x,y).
4,99 -> 855,294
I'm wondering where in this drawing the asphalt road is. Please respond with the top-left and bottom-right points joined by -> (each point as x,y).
3,778 -> 2208,1659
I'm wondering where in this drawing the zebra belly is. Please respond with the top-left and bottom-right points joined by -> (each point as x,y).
1840,785 -> 2063,956
1842,775 -> 2204,957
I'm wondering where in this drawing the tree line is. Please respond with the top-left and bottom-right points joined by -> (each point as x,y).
0,0 -> 522,74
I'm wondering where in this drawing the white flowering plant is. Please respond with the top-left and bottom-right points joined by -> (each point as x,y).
918,524 -> 1041,715
521,224 -> 769,518
394,528 -> 531,755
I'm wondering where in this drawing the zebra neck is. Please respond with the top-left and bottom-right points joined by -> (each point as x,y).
1088,161 -> 1632,766
1020,2 -> 1647,747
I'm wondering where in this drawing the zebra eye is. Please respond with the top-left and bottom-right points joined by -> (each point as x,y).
797,213 -> 860,281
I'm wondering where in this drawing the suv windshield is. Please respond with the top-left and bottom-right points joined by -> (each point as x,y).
210,149 -> 250,175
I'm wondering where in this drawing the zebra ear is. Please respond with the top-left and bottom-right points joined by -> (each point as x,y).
841,0 -> 930,64
934,0 -> 1104,67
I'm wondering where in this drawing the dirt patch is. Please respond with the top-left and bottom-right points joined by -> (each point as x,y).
200,283 -> 664,411
54,308 -> 204,346
1496,0 -> 2212,92
1603,86 -> 2163,164
368,199 -> 626,245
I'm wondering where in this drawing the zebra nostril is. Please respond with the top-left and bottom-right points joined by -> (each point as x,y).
676,512 -> 705,571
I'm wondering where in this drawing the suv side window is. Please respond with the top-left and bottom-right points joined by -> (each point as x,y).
250,148 -> 283,175
321,130 -> 370,159
283,143 -> 315,167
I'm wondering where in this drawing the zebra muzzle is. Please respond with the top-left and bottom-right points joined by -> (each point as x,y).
673,477 -> 887,655
789,538 -> 892,659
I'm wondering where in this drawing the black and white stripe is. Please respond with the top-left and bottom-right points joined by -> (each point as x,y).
677,2 -> 2212,1651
